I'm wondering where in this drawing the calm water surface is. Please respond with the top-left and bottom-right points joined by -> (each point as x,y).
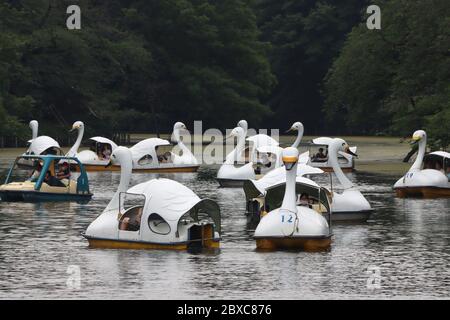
0,139 -> 449,299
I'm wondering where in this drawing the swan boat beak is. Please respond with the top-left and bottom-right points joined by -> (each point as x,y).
345,146 -> 358,157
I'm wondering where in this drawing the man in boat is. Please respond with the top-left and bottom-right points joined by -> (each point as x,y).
313,148 -> 328,162
298,193 -> 312,209
44,171 -> 66,187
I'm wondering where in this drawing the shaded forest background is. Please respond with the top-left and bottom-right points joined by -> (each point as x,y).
0,0 -> 449,148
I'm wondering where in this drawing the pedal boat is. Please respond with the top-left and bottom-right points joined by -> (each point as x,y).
0,155 -> 92,202
83,147 -> 220,250
68,121 -> 199,173
252,147 -> 332,251
394,130 -> 450,198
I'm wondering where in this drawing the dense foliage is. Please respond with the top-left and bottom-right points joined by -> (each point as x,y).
324,0 -> 450,148
0,0 -> 448,149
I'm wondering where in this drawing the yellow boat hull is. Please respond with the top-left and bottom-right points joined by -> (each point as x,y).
395,187 -> 450,198
86,238 -> 220,251
255,236 -> 331,251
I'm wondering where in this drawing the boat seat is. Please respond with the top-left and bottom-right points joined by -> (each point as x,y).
312,203 -> 328,213
40,180 -> 78,194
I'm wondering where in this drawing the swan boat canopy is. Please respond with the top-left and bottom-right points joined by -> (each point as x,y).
0,155 -> 92,202
252,147 -> 332,251
19,120 -> 62,165
394,130 -> 450,198
83,147 -> 220,250
18,121 -> 62,169
302,137 -> 357,172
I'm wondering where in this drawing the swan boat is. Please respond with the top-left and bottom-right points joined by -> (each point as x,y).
244,164 -> 326,227
252,147 -> 332,251
65,121 -> 118,171
326,138 -> 373,221
0,154 -> 92,202
217,120 -> 280,187
217,126 -> 256,187
68,121 -> 199,172
83,147 -> 220,250
394,130 -> 450,198
246,137 -> 373,222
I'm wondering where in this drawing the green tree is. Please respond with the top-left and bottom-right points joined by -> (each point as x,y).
324,0 -> 450,148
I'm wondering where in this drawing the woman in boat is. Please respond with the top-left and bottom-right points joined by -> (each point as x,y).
102,145 -> 112,160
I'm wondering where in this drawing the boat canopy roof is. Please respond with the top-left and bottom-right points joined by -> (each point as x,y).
312,137 -> 333,146
247,134 -> 279,148
257,145 -> 283,155
243,177 -> 331,213
424,151 -> 450,165
129,138 -> 171,162
89,137 -> 118,150
126,178 -> 221,233
253,165 -> 324,191
29,136 -> 61,155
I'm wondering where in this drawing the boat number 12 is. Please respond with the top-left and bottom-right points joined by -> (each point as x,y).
281,214 -> 293,223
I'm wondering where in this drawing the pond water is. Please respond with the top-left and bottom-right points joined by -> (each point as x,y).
0,137 -> 449,299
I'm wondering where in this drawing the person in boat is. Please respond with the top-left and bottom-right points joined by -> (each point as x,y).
435,161 -> 442,172
313,148 -> 328,162
44,171 -> 66,187
298,193 -> 312,208
119,208 -> 143,231
57,161 -> 71,180
28,162 -> 43,182
102,145 -> 112,160
96,143 -> 104,160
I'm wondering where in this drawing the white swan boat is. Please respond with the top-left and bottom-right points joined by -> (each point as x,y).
83,146 -> 221,250
68,121 -> 198,172
394,130 -> 450,198
65,121 -> 118,171
252,147 -> 332,251
246,137 -> 373,222
217,126 -> 255,187
327,138 -> 373,220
